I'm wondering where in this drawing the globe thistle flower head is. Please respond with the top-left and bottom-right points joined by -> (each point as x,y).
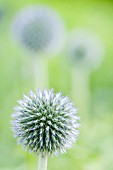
12,89 -> 79,156
0,7 -> 5,20
0,4 -> 7,24
11,6 -> 66,56
68,29 -> 104,69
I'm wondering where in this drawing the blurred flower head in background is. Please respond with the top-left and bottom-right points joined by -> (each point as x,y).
11,5 -> 66,56
67,29 -> 104,69
11,89 -> 79,156
0,7 -> 5,21
0,4 -> 7,25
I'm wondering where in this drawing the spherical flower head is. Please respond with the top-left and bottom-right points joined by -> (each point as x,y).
11,5 -> 66,56
0,7 -> 4,20
68,29 -> 104,69
12,89 -> 79,156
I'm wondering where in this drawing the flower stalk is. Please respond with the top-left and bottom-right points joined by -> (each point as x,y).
33,57 -> 49,89
38,154 -> 47,170
71,66 -> 90,117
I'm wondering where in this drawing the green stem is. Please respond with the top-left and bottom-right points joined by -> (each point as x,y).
33,57 -> 49,89
38,153 -> 48,170
71,66 -> 90,117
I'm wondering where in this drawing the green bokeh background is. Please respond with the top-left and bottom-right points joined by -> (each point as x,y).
0,0 -> 113,170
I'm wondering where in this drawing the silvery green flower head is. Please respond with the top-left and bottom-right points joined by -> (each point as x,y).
11,5 -> 66,56
0,7 -> 5,20
68,29 -> 104,69
12,89 -> 80,156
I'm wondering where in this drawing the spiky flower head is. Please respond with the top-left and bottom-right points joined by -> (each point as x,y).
68,29 -> 104,69
12,89 -> 79,156
11,5 -> 66,56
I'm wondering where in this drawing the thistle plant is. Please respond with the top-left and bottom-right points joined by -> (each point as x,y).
0,4 -> 7,27
67,29 -> 104,115
12,6 -> 66,55
68,29 -> 104,69
11,89 -> 80,170
11,5 -> 66,88
0,7 -> 5,21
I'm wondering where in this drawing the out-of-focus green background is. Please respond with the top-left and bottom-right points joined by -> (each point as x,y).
0,0 -> 113,170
